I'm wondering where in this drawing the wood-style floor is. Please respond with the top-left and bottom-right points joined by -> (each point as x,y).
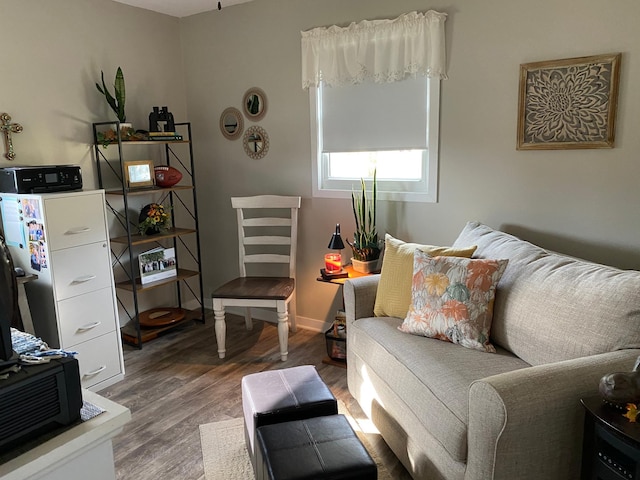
98,313 -> 412,480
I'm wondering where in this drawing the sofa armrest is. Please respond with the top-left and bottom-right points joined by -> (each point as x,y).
343,274 -> 380,326
466,349 -> 640,480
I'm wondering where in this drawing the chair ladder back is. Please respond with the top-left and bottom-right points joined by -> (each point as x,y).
236,206 -> 248,277
231,195 -> 301,279
288,205 -> 299,279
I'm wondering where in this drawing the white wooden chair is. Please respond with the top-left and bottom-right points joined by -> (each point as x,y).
212,195 -> 301,361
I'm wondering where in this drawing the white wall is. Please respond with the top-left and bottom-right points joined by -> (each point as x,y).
0,0 -> 187,189
0,0 -> 189,324
181,0 -> 640,330
3,0 -> 640,333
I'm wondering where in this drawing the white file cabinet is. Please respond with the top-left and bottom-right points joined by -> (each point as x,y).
0,190 -> 125,391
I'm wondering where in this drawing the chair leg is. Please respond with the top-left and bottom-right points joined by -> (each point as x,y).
212,298 -> 226,359
276,302 -> 289,362
244,307 -> 253,330
288,296 -> 297,333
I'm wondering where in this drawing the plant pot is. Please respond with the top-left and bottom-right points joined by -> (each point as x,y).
351,257 -> 379,274
119,122 -> 134,140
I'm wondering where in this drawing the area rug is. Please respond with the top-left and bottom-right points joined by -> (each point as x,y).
199,402 -> 393,480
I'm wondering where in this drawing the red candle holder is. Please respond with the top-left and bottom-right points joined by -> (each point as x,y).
324,253 -> 342,273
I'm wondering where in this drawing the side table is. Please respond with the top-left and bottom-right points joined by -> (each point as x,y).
316,265 -> 379,368
581,396 -> 640,480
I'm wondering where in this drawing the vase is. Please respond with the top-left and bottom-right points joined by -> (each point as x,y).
351,257 -> 379,274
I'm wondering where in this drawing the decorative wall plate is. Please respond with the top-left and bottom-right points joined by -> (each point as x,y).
243,125 -> 269,159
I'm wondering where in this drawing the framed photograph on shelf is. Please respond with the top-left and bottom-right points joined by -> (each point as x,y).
139,247 -> 177,285
517,53 -> 621,150
124,160 -> 155,188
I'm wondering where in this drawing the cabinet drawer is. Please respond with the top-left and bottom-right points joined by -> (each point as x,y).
58,288 -> 117,347
51,242 -> 112,300
74,331 -> 123,389
44,194 -> 107,251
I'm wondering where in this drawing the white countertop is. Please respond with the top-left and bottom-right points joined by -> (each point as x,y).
0,389 -> 131,480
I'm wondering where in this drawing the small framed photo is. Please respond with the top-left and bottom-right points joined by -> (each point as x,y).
124,160 -> 155,188
517,53 -> 621,150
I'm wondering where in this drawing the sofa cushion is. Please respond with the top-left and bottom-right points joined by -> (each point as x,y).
452,222 -> 640,366
349,315 -> 530,462
399,251 -> 508,353
373,234 -> 477,319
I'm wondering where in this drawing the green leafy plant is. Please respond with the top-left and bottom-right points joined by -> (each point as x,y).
96,67 -> 126,123
347,170 -> 380,262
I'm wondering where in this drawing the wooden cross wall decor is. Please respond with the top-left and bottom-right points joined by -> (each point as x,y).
1,112 -> 23,160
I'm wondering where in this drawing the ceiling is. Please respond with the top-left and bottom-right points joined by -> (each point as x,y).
111,0 -> 255,18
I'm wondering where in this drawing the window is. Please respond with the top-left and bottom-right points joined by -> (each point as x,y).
301,10 -> 448,203
310,76 -> 440,202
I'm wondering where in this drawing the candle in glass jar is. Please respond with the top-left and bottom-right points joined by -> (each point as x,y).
324,253 -> 342,273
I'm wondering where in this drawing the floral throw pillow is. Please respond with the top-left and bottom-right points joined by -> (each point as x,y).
399,250 -> 508,353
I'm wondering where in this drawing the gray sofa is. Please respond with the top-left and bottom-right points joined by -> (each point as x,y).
344,221 -> 640,480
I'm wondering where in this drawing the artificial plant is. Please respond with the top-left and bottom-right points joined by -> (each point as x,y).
347,170 -> 380,262
95,67 -> 126,123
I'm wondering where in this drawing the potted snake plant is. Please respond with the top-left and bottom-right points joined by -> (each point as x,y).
347,170 -> 381,273
95,67 -> 133,142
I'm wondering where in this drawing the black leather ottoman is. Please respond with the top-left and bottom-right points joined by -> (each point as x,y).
242,366 -> 338,468
256,414 -> 377,480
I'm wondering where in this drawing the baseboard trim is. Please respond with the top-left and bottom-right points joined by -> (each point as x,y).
203,298 -> 329,333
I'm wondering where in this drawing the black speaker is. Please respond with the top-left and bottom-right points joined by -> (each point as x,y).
0,357 -> 82,452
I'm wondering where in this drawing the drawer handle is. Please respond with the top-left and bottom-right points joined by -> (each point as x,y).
83,365 -> 107,378
72,274 -> 97,284
66,227 -> 91,235
76,321 -> 102,332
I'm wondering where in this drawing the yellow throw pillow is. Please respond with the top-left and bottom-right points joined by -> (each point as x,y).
373,234 -> 477,319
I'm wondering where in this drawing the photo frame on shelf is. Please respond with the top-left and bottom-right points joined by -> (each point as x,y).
123,160 -> 155,188
517,53 -> 621,150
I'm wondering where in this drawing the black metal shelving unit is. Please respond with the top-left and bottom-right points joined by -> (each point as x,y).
92,121 -> 205,348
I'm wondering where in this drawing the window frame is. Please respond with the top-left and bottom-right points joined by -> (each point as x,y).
310,78 -> 441,203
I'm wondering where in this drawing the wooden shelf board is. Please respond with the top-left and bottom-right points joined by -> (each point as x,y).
116,268 -> 199,291
110,227 -> 196,246
102,140 -> 190,146
105,185 -> 193,196
120,308 -> 204,346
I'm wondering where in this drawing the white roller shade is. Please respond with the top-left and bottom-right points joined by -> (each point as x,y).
321,76 -> 428,152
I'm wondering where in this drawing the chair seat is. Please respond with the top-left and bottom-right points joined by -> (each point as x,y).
213,277 -> 295,300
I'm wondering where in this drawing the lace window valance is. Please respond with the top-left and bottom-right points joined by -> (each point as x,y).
301,10 -> 448,89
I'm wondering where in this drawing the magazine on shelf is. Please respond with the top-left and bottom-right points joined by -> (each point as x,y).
139,246 -> 177,285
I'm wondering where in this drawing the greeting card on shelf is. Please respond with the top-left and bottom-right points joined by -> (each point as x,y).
139,246 -> 177,285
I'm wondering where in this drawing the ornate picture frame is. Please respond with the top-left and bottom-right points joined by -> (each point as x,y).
517,53 -> 621,150
243,126 -> 269,160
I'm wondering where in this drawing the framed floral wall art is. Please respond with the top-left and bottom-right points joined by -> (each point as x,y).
517,53 -> 621,150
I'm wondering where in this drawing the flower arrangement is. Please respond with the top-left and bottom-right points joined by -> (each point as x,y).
138,203 -> 171,235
